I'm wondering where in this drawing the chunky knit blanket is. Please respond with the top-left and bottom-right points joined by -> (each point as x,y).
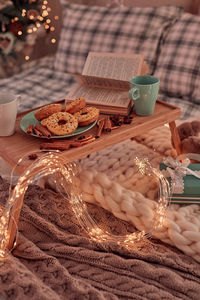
1,124 -> 200,299
78,125 -> 200,262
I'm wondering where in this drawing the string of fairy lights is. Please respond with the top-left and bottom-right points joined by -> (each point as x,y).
24,0 -> 124,62
23,0 -> 59,61
0,151 -> 169,259
1,0 -> 59,62
0,0 -> 125,64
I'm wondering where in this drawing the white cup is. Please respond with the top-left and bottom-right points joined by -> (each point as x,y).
0,92 -> 21,137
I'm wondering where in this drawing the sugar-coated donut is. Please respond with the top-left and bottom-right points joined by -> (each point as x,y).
74,106 -> 99,126
41,112 -> 78,136
65,97 -> 86,114
34,104 -> 62,121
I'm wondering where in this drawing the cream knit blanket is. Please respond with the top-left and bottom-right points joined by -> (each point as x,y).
77,124 -> 200,262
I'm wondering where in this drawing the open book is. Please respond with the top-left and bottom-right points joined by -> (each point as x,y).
66,52 -> 148,115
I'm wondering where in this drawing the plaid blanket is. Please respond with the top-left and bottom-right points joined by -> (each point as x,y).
159,94 -> 200,120
0,56 -> 76,112
0,56 -> 199,119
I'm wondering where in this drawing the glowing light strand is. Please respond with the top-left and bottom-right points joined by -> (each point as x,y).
0,151 -> 170,258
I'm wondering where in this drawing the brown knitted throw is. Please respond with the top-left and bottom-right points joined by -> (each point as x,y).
0,176 -> 200,300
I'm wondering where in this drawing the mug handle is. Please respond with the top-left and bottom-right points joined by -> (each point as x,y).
129,87 -> 140,100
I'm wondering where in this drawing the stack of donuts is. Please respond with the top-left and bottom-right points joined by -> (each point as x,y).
34,98 -> 99,136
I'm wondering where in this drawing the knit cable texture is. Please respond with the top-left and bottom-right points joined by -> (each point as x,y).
78,125 -> 200,262
1,175 -> 200,300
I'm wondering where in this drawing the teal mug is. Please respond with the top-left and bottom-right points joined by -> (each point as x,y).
129,75 -> 159,116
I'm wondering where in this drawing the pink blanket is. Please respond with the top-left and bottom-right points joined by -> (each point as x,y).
0,176 -> 200,300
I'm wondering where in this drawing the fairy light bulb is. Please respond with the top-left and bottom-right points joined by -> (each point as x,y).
38,16 -> 44,21
22,0 -> 54,63
42,10 -> 48,17
22,9 -> 26,17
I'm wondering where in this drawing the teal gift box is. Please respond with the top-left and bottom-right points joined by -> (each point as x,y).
160,162 -> 200,204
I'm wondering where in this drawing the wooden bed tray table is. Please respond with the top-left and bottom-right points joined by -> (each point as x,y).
0,99 -> 181,175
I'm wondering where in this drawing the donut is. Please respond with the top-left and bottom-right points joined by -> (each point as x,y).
34,103 -> 62,121
41,112 -> 78,136
65,97 -> 86,114
74,106 -> 99,126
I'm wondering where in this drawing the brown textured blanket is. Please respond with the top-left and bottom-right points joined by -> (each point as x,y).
0,176 -> 200,300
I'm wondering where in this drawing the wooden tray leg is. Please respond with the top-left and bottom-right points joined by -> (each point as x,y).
169,121 -> 182,156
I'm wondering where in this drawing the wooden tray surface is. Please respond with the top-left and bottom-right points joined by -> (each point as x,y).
0,99 -> 181,174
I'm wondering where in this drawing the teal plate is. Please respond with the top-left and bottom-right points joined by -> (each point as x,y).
20,110 -> 97,139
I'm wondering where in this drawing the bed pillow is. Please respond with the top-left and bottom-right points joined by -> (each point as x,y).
54,3 -> 182,75
154,13 -> 200,102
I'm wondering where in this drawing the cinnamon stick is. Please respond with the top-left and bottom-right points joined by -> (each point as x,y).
52,135 -> 94,145
35,124 -> 52,138
80,137 -> 96,145
77,135 -> 94,142
70,141 -> 83,147
40,136 -> 95,151
51,140 -> 81,147
27,124 -> 34,134
33,127 -> 42,137
40,139 -> 83,150
40,142 -> 71,151
96,119 -> 105,138
73,135 -> 95,145
104,116 -> 112,132
111,126 -> 120,130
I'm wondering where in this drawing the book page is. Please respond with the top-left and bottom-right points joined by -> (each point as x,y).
66,84 -> 130,108
82,52 -> 144,81
71,74 -> 130,90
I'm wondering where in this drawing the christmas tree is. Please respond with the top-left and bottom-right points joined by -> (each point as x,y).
0,0 -> 47,62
